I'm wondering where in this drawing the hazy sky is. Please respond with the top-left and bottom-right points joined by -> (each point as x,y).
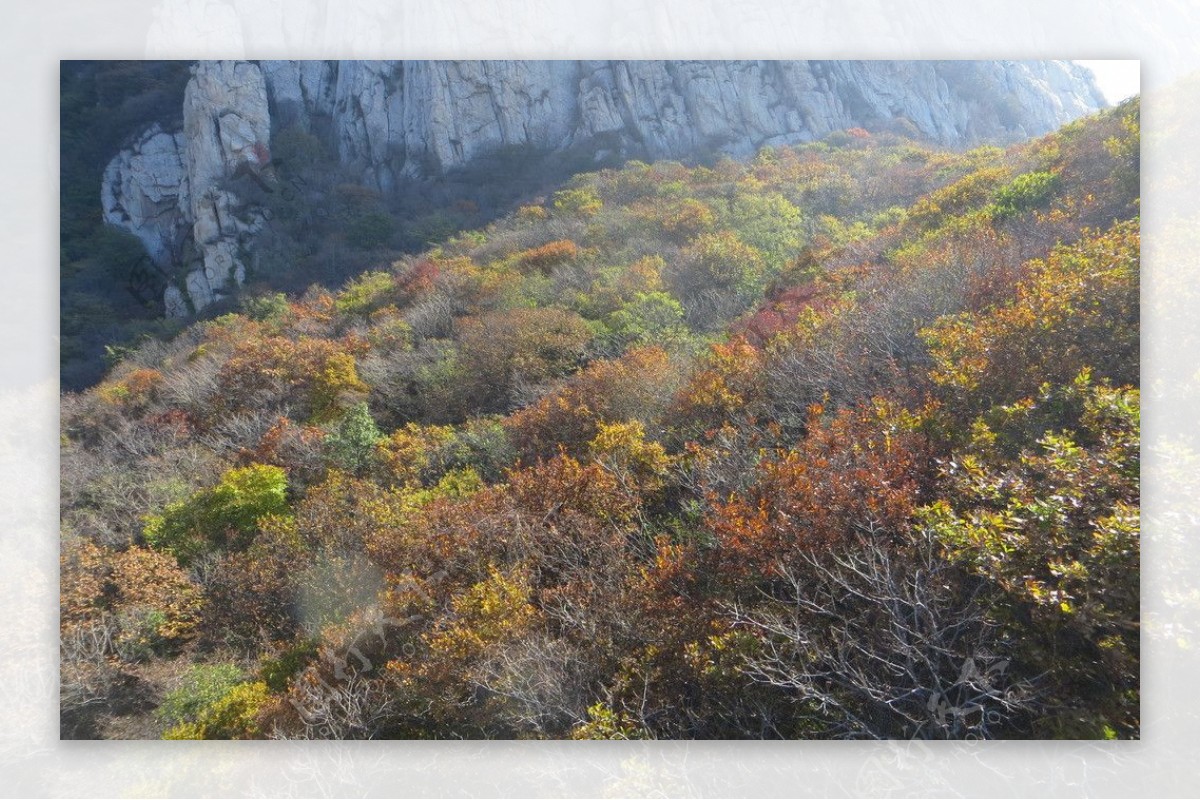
1076,60 -> 1140,103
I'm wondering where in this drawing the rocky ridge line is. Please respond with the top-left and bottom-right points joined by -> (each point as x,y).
100,59 -> 1105,315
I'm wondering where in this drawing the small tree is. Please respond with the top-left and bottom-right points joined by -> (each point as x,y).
324,402 -> 383,474
143,464 -> 290,565
157,664 -> 271,739
604,291 -> 689,352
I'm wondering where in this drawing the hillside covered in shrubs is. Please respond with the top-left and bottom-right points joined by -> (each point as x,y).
61,99 -> 1140,740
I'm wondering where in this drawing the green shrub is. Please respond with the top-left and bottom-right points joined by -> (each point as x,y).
677,230 -> 766,296
605,291 -> 689,350
161,676 -> 272,739
144,464 -> 290,565
258,639 -> 320,693
334,271 -> 395,316
552,186 -> 603,217
156,663 -> 245,728
242,292 -> 290,323
444,417 -> 516,483
991,170 -> 1059,219
722,190 -> 805,270
324,401 -> 384,473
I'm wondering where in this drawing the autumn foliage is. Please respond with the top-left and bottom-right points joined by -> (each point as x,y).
61,98 -> 1140,740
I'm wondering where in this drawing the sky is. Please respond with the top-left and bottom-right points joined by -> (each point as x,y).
1076,60 -> 1141,103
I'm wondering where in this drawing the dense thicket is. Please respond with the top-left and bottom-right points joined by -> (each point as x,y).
61,100 -> 1140,740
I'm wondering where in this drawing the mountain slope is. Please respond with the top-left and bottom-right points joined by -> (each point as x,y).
61,99 -> 1139,741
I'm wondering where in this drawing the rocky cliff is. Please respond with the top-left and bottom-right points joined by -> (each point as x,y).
100,59 -> 1105,315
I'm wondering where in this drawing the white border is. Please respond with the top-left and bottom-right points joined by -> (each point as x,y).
3,1 -> 1196,796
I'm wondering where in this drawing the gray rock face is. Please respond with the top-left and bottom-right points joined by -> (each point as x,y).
314,60 -> 1104,184
101,59 -> 1105,315
101,125 -> 190,267
103,61 -> 273,315
261,59 -> 336,130
181,60 -> 272,312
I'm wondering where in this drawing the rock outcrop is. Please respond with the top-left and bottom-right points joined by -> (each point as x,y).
102,62 -> 273,315
102,59 -> 1106,316
101,125 -> 190,267
179,60 -> 272,313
